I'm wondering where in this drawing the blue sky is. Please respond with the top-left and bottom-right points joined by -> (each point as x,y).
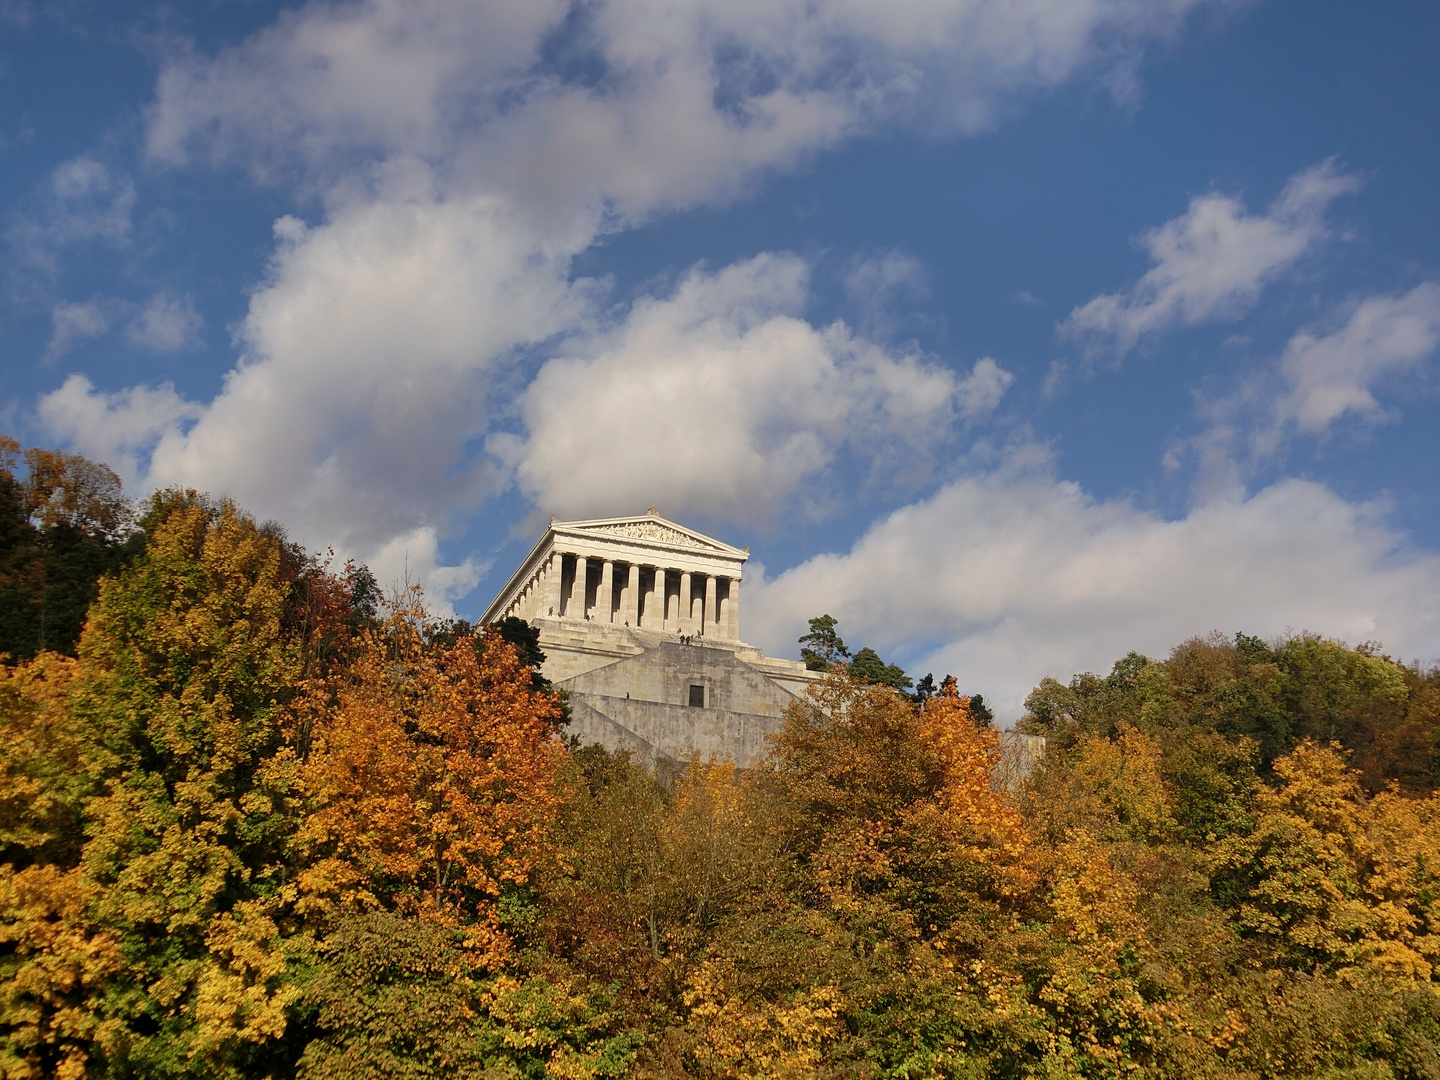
3,0 -> 1439,715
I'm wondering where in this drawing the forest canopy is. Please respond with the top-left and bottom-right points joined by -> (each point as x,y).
1,452 -> 1438,1079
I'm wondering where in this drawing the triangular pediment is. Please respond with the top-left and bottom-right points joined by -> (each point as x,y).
554,514 -> 746,558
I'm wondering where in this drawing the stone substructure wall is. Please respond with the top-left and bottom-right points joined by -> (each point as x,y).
534,616 -> 1045,780
534,618 -> 816,769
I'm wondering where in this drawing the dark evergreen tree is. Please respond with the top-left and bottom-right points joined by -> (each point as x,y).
798,613 -> 851,670
847,646 -> 913,690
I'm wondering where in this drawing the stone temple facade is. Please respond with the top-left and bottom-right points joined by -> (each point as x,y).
481,510 -> 819,768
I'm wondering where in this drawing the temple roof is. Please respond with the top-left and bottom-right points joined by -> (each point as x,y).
549,511 -> 747,559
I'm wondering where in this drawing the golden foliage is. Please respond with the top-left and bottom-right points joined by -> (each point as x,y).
1214,739 -> 1440,982
915,686 -> 1032,873
1027,725 -> 1177,846
0,652 -> 82,864
683,957 -> 846,1080
0,865 -> 121,1080
6,480 -> 1440,1078
190,900 -> 301,1059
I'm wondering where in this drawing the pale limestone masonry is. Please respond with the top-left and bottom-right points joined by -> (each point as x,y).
482,510 -> 819,767
483,510 -> 1044,776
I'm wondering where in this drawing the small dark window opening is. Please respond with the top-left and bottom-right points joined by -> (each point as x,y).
688,684 -> 705,708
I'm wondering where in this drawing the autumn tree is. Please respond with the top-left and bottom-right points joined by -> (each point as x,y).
0,492 -> 311,1078
295,612 -> 566,946
1210,739 -> 1440,981
0,439 -> 141,662
1021,630 -> 1440,790
6,480 -> 1439,1080
296,909 -> 638,1080
681,672 -> 1040,1079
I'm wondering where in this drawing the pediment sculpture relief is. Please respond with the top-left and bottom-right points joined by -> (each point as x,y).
585,521 -> 719,550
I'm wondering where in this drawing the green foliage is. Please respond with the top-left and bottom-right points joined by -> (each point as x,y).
298,909 -> 638,1080
800,613 -> 916,691
492,616 -> 566,711
3,473 -> 1438,1078
847,646 -> 914,690
798,613 -> 849,671
1021,631 -> 1440,792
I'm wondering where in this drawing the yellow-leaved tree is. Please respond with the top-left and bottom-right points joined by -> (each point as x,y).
1212,739 -> 1440,982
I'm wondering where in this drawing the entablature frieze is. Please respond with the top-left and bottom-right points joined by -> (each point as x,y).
550,536 -> 744,577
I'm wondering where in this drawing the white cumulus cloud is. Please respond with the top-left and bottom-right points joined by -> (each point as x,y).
41,195 -> 595,567
1063,159 -> 1360,356
746,445 -> 1440,720
40,0 -> 1238,606
505,254 -> 965,526
366,525 -> 489,617
956,357 -> 1015,419
37,373 -> 203,488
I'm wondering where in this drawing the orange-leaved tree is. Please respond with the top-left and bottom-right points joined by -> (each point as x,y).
769,672 -> 1031,928
295,603 -> 566,962
729,672 -> 1038,1078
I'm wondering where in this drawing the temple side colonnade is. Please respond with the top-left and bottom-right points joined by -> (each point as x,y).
508,552 -> 739,638
483,510 -> 748,641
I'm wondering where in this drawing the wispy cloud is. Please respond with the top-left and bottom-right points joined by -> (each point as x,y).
125,293 -> 204,351
7,156 -> 135,278
44,292 -> 206,358
1062,159 -> 1360,357
146,0 -> 1234,218
844,252 -> 930,338
1275,283 -> 1440,434
1172,282 -> 1440,499
46,299 -> 112,358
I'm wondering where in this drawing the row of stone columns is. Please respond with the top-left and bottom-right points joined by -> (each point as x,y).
510,553 -> 740,639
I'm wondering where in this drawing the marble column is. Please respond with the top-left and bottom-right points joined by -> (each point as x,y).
704,574 -> 717,637
598,560 -> 614,623
625,563 -> 640,626
727,578 -> 740,640
679,571 -> 692,633
569,555 -> 586,619
545,553 -> 563,618
651,568 -> 666,629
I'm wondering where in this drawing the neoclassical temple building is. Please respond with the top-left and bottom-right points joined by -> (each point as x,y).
482,509 -> 818,768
